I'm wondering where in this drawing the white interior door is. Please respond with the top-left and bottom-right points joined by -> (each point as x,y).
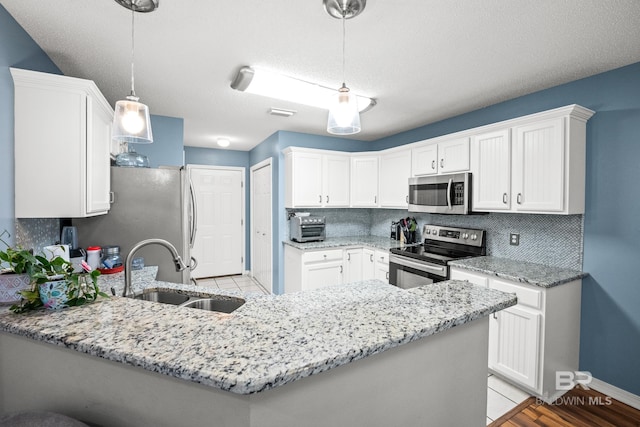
251,160 -> 272,292
190,166 -> 244,278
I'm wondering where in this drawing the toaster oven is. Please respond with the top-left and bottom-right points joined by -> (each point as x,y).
290,216 -> 326,243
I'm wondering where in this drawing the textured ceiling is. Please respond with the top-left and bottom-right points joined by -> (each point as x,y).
3,0 -> 640,151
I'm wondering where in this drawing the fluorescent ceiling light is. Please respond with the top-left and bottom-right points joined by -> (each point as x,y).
217,138 -> 230,148
230,66 -> 376,113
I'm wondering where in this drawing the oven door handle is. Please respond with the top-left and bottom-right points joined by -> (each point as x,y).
446,178 -> 453,210
389,254 -> 446,275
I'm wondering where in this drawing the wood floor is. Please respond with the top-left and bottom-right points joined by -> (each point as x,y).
489,387 -> 640,427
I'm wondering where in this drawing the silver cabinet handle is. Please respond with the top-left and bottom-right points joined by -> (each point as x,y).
493,313 -> 498,320
380,256 -> 385,261
347,253 -> 351,261
440,159 -> 444,168
517,193 -> 522,204
319,195 -> 322,203
109,191 -> 115,204
503,193 -> 508,204
406,195 -> 409,203
326,195 -> 329,203
374,195 -> 377,204
370,254 -> 374,262
340,265 -> 343,274
386,271 -> 389,280
431,160 -> 436,170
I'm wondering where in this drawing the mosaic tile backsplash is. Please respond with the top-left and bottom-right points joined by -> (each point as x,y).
15,218 -> 61,255
289,209 -> 583,270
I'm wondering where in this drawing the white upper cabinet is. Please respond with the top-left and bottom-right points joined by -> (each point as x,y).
411,144 -> 438,176
472,129 -> 512,210
471,106 -> 593,215
11,68 -> 113,218
512,118 -> 565,212
323,154 -> 350,207
412,137 -> 470,176
350,155 -> 379,207
438,137 -> 470,173
379,148 -> 411,208
284,148 -> 349,208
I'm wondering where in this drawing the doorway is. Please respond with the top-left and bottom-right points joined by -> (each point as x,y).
250,159 -> 273,293
188,165 -> 245,279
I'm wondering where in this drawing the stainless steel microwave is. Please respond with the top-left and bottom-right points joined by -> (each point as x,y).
408,172 -> 471,215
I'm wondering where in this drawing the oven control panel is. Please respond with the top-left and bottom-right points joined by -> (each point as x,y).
423,225 -> 485,247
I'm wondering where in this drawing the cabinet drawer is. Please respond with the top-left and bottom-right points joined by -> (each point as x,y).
375,250 -> 389,264
490,278 -> 543,310
303,249 -> 343,264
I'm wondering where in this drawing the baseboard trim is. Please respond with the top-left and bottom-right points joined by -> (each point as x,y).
590,377 -> 640,410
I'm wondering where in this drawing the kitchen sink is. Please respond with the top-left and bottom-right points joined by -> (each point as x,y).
133,290 -> 190,305
180,297 -> 245,313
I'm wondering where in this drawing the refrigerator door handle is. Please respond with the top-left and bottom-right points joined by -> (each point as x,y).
189,177 -> 198,248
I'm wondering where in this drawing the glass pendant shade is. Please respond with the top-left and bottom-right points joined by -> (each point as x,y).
327,85 -> 361,135
112,96 -> 153,144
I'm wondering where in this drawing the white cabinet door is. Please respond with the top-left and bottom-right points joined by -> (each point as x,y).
489,305 -> 541,390
362,248 -> 376,280
472,129 -> 512,211
86,96 -> 113,215
343,248 -> 363,284
323,154 -> 350,207
374,250 -> 389,283
286,151 -> 323,208
438,137 -> 470,174
350,156 -> 379,207
379,149 -> 411,208
513,118 -> 565,212
304,261 -> 344,290
412,143 -> 438,176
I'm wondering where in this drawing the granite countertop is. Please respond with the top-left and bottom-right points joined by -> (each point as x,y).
283,235 -> 417,251
0,274 -> 515,395
449,256 -> 587,288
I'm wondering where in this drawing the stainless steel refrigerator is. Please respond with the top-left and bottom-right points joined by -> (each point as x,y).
74,166 -> 195,284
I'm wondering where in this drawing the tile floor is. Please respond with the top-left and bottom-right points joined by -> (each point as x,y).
193,278 -> 528,424
486,373 -> 531,425
196,274 -> 269,295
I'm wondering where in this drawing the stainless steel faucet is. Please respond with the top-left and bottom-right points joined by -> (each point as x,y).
123,238 -> 188,297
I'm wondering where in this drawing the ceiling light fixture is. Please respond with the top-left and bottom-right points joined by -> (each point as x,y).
324,0 -> 366,135
112,0 -> 155,146
217,138 -> 230,148
230,66 -> 375,113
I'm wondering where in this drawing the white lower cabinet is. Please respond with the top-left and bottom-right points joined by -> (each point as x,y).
450,267 -> 581,401
285,246 -> 344,293
363,248 -> 376,280
285,246 -> 390,292
374,250 -> 389,284
343,248 -> 363,284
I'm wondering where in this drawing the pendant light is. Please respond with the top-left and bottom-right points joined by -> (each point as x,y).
112,0 -> 156,145
325,0 -> 366,135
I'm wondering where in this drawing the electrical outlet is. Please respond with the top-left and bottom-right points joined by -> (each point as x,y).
510,233 -> 520,246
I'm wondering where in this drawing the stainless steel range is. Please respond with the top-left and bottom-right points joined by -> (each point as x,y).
389,224 -> 486,289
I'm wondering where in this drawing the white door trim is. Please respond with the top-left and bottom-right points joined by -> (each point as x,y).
186,164 -> 246,275
250,158 -> 273,293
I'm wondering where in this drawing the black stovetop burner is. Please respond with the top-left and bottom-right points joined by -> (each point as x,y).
390,224 -> 486,265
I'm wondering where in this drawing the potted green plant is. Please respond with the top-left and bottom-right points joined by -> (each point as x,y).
10,250 -> 107,313
0,231 -> 39,305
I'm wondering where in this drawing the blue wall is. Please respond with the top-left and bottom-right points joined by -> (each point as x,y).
134,114 -> 184,168
367,63 -> 640,395
0,5 -> 61,246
